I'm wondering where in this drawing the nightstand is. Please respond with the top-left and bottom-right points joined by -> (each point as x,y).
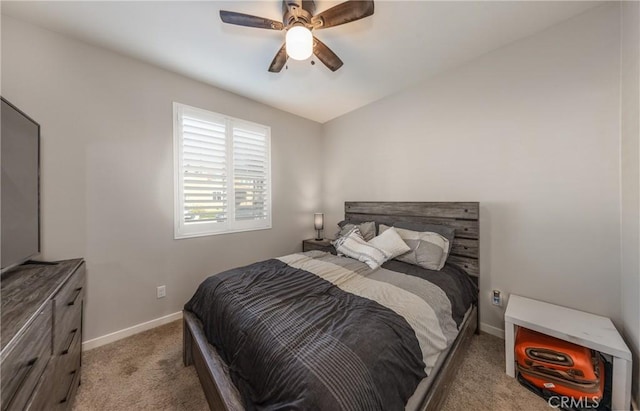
302,239 -> 336,254
505,295 -> 632,410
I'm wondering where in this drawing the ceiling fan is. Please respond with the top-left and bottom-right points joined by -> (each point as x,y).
220,0 -> 374,73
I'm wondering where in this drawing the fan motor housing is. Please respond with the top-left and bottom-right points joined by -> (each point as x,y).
283,0 -> 316,16
283,3 -> 313,27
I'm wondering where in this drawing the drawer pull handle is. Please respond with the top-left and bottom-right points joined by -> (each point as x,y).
59,370 -> 77,404
67,287 -> 83,306
4,357 -> 38,411
61,328 -> 78,355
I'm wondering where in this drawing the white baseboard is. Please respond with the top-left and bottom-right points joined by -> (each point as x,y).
480,322 -> 505,339
82,311 -> 183,351
83,314 -> 507,349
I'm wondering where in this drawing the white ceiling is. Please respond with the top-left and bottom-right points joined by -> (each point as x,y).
2,1 -> 601,123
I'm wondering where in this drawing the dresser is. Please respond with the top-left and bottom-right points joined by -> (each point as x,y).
1,259 -> 85,411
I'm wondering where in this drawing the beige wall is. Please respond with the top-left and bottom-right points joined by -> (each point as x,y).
621,1 -> 640,406
1,15 -> 323,341
322,4 -> 622,335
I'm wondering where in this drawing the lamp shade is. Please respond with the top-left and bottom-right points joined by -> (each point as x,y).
314,213 -> 324,230
286,26 -> 313,61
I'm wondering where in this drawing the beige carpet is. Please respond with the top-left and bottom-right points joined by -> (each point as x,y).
73,321 -> 551,410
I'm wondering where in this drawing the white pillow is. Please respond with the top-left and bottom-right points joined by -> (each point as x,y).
333,229 -> 388,269
368,227 -> 410,259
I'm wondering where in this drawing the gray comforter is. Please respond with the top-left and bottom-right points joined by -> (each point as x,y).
185,251 -> 477,411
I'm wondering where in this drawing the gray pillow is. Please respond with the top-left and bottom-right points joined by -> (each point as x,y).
379,224 -> 451,270
337,220 -> 376,241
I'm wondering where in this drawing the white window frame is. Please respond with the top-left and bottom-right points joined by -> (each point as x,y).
173,102 -> 272,239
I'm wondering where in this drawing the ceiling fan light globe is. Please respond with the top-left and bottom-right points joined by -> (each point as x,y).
285,26 -> 313,61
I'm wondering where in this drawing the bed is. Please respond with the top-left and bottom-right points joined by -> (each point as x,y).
183,201 -> 480,411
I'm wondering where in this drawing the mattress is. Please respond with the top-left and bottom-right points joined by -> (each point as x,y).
185,250 -> 477,410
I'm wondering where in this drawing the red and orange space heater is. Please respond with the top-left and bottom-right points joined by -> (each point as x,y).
515,327 -> 605,404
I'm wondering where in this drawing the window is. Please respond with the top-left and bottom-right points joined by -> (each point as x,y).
173,103 -> 271,238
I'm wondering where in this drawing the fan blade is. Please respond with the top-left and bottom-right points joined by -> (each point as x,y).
220,10 -> 284,30
268,43 -> 288,73
313,37 -> 343,72
311,0 -> 374,29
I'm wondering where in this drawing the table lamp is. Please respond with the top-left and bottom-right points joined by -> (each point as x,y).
314,213 -> 324,240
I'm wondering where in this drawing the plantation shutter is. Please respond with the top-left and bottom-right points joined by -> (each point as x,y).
233,123 -> 269,222
181,112 -> 228,224
174,103 -> 271,238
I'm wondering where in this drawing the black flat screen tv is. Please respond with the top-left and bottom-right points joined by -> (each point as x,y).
1,97 -> 40,273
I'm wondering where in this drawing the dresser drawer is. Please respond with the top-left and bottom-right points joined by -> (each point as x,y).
29,333 -> 81,411
55,316 -> 81,377
0,303 -> 52,411
53,264 -> 85,355
54,307 -> 82,357
25,361 -> 55,411
52,367 -> 80,409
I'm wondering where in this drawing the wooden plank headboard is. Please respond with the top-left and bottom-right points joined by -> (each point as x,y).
344,201 -> 480,278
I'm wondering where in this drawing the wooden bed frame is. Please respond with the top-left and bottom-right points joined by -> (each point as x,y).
184,201 -> 480,411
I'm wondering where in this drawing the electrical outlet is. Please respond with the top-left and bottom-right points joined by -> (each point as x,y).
491,290 -> 502,307
157,285 -> 166,299
492,290 -> 502,306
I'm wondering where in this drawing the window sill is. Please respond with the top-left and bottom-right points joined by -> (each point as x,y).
174,225 -> 272,240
